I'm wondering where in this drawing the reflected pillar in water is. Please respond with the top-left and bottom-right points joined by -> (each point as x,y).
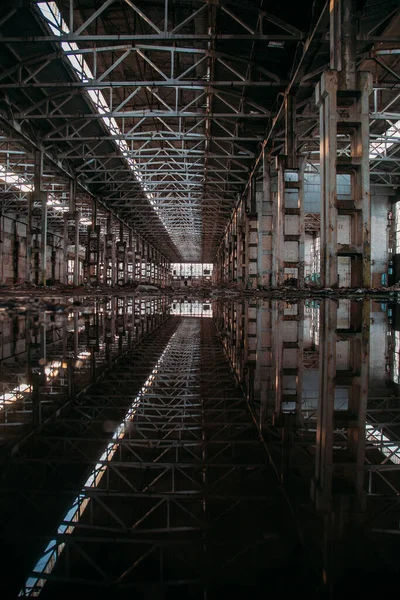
316,0 -> 372,288
312,299 -> 369,588
272,301 -> 304,480
255,299 -> 274,426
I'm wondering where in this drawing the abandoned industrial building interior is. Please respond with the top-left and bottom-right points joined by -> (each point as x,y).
0,0 -> 400,598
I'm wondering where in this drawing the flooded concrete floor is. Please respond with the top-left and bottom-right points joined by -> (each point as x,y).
0,295 -> 399,598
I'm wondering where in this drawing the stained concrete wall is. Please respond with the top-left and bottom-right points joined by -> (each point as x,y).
303,183 -> 391,286
0,213 -> 65,285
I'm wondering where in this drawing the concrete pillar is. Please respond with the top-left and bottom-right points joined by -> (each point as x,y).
30,151 -> 46,286
127,228 -> 134,284
86,223 -> 100,285
257,151 -> 273,287
13,219 -> 19,283
149,245 -> 154,284
26,193 -> 33,284
105,213 -> 116,286
74,210 -> 80,287
135,236 -> 141,282
63,214 -> 68,284
144,241 -> 150,282
156,251 -> 162,286
273,157 -> 285,286
273,94 -> 304,288
40,192 -> 47,287
66,179 -> 80,287
317,0 -> 372,288
117,221 -> 127,286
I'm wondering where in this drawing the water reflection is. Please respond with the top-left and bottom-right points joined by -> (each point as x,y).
0,295 -> 398,597
0,297 -> 170,452
216,297 -> 400,595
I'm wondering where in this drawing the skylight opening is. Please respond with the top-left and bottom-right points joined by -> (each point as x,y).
37,3 -> 169,220
36,2 -> 204,257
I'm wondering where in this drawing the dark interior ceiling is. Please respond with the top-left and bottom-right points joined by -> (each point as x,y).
0,0 -> 399,262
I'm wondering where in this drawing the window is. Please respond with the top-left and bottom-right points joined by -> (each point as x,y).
171,263 -> 213,279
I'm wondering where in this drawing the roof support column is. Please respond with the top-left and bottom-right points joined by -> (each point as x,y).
150,246 -> 155,285
117,221 -> 127,286
245,181 -> 258,289
31,151 -> 47,287
135,236 -> 141,282
85,199 -> 100,285
127,229 -> 134,284
145,242 -> 150,283
26,190 -> 33,285
317,0 -> 372,288
156,250 -> 162,287
67,180 -> 80,287
105,212 -> 116,286
257,151 -> 273,288
273,94 -> 304,287
74,208 -> 80,287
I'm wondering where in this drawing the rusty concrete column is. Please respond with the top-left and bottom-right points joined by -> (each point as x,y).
285,93 -> 297,169
26,192 -> 33,284
257,150 -> 273,288
32,150 -> 48,287
67,179 -> 80,287
63,213 -> 68,284
31,151 -> 47,286
317,0 -> 372,288
117,221 -> 127,286
273,95 -> 304,288
273,156 -> 285,286
74,210 -> 80,287
40,189 -> 47,287
105,212 -> 116,286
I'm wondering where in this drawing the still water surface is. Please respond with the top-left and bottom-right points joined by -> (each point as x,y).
0,295 -> 398,598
